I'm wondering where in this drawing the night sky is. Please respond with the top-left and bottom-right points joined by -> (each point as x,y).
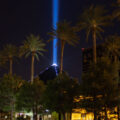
0,0 -> 117,80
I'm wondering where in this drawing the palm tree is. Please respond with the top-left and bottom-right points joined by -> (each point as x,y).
0,54 -> 6,68
49,20 -> 79,74
112,0 -> 120,20
78,5 -> 109,63
104,35 -> 120,62
20,34 -> 46,83
104,35 -> 120,120
0,44 -> 18,75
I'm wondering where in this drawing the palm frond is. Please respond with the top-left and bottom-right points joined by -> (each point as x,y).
86,27 -> 91,42
35,54 -> 39,61
105,35 -> 120,57
37,51 -> 44,56
0,44 -> 18,62
96,30 -> 103,40
25,52 -> 31,58
48,20 -> 79,47
20,34 -> 46,60
78,5 -> 108,42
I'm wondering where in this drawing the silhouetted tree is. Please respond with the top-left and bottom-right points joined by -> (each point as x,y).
43,73 -> 79,120
81,57 -> 119,120
78,5 -> 109,63
20,34 -> 46,83
0,74 -> 23,120
16,78 -> 45,120
48,21 -> 79,73
104,35 -> 120,62
0,44 -> 18,75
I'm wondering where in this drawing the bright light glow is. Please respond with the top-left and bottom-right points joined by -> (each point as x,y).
52,63 -> 58,66
46,109 -> 49,112
53,0 -> 59,65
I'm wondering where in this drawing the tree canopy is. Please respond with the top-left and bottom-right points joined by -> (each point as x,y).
43,73 -> 79,120
16,78 -> 45,120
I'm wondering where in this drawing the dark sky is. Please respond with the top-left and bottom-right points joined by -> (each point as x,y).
0,0 -> 116,80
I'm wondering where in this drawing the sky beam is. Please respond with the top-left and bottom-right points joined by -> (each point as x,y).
52,0 -> 59,65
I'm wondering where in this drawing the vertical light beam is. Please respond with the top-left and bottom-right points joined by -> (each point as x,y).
52,0 -> 59,65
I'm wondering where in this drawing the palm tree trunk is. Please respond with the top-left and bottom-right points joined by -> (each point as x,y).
104,105 -> 108,120
33,108 -> 37,120
94,111 -> 97,120
114,55 -> 117,63
118,106 -> 120,120
62,112 -> 66,120
9,58 -> 13,75
92,29 -> 97,63
58,113 -> 61,120
11,110 -> 13,120
93,96 -> 97,120
11,100 -> 15,120
60,41 -> 65,74
31,53 -> 35,83
70,112 -> 72,120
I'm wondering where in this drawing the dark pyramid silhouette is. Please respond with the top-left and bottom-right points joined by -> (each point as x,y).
39,65 -> 59,84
